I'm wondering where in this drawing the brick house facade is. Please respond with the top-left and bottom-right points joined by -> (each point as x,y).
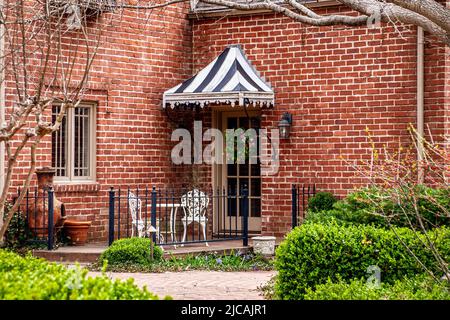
3,1 -> 450,241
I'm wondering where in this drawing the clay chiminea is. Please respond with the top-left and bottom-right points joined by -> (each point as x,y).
27,167 -> 66,238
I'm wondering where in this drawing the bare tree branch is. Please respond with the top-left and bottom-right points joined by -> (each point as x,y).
193,0 -> 450,46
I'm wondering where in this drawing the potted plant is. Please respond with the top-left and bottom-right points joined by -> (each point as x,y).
63,220 -> 91,246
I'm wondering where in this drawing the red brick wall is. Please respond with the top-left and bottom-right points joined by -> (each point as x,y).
191,6 -> 448,237
5,3 -> 193,242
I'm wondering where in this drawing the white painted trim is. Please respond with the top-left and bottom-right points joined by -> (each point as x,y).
164,91 -> 275,108
54,101 -> 97,184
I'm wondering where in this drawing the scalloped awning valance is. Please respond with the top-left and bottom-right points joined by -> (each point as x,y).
163,45 -> 274,109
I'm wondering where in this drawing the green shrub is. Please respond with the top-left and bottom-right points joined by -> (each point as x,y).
274,222 -> 450,300
307,192 -> 338,214
0,249 -> 160,300
305,186 -> 450,229
304,275 -> 450,300
2,202 -> 32,249
100,238 -> 163,267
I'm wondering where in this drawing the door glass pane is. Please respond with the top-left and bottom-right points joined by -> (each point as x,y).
227,117 -> 237,129
225,114 -> 261,221
227,164 -> 237,176
250,117 -> 261,129
250,162 -> 260,176
227,177 -> 237,217
240,117 -> 249,130
227,178 -> 237,195
251,178 -> 261,197
227,197 -> 237,217
251,198 -> 261,217
239,163 -> 249,176
239,179 -> 248,194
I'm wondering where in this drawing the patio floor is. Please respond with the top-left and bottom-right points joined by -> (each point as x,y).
32,238 -> 283,264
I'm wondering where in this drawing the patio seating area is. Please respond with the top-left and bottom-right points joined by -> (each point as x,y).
108,186 -> 252,248
15,182 -> 314,255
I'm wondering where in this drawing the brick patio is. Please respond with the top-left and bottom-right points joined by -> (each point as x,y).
89,270 -> 276,300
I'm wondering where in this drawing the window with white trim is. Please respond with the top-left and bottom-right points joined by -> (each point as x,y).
52,102 -> 96,182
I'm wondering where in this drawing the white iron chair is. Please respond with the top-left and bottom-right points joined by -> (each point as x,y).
180,189 -> 210,246
128,192 -> 164,244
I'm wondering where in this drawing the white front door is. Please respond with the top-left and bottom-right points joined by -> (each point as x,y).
219,111 -> 262,233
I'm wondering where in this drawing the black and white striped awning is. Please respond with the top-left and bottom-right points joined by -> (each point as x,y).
163,45 -> 274,108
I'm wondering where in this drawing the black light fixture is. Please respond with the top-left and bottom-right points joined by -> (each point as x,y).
278,112 -> 292,139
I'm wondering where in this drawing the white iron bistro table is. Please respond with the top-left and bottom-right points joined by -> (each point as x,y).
155,203 -> 183,247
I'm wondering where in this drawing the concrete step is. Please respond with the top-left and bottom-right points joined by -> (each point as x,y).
32,240 -> 254,264
33,243 -> 106,264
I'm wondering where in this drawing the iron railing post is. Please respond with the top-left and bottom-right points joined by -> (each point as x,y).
292,184 -> 298,229
151,186 -> 157,243
242,185 -> 249,246
47,187 -> 54,250
108,187 -> 115,246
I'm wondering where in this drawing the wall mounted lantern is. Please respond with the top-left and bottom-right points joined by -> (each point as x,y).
278,112 -> 292,139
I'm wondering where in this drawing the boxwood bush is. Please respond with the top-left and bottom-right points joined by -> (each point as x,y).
304,275 -> 450,300
0,249 -> 160,300
274,222 -> 450,300
100,237 -> 164,267
305,186 -> 450,229
307,192 -> 338,213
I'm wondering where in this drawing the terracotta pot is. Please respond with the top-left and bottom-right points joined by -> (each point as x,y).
63,220 -> 91,246
27,167 -> 66,238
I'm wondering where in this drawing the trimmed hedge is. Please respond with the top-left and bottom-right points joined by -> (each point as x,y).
0,249 -> 160,300
274,222 -> 450,300
304,275 -> 450,300
100,237 -> 164,267
307,192 -> 338,214
305,186 -> 450,229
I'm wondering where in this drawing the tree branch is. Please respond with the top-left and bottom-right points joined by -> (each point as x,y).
386,0 -> 450,34
201,0 -> 369,26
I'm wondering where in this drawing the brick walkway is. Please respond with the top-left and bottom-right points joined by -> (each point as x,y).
89,271 -> 276,300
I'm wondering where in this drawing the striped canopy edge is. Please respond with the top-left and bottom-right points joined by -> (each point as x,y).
163,44 -> 274,109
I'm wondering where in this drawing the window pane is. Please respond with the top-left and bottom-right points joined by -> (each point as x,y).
74,106 -> 90,177
51,106 -> 67,177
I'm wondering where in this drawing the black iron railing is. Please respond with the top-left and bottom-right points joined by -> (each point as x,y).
291,184 -> 316,228
12,187 -> 55,250
108,186 -> 250,247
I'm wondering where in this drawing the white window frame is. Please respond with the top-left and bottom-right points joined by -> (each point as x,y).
53,102 -> 97,183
